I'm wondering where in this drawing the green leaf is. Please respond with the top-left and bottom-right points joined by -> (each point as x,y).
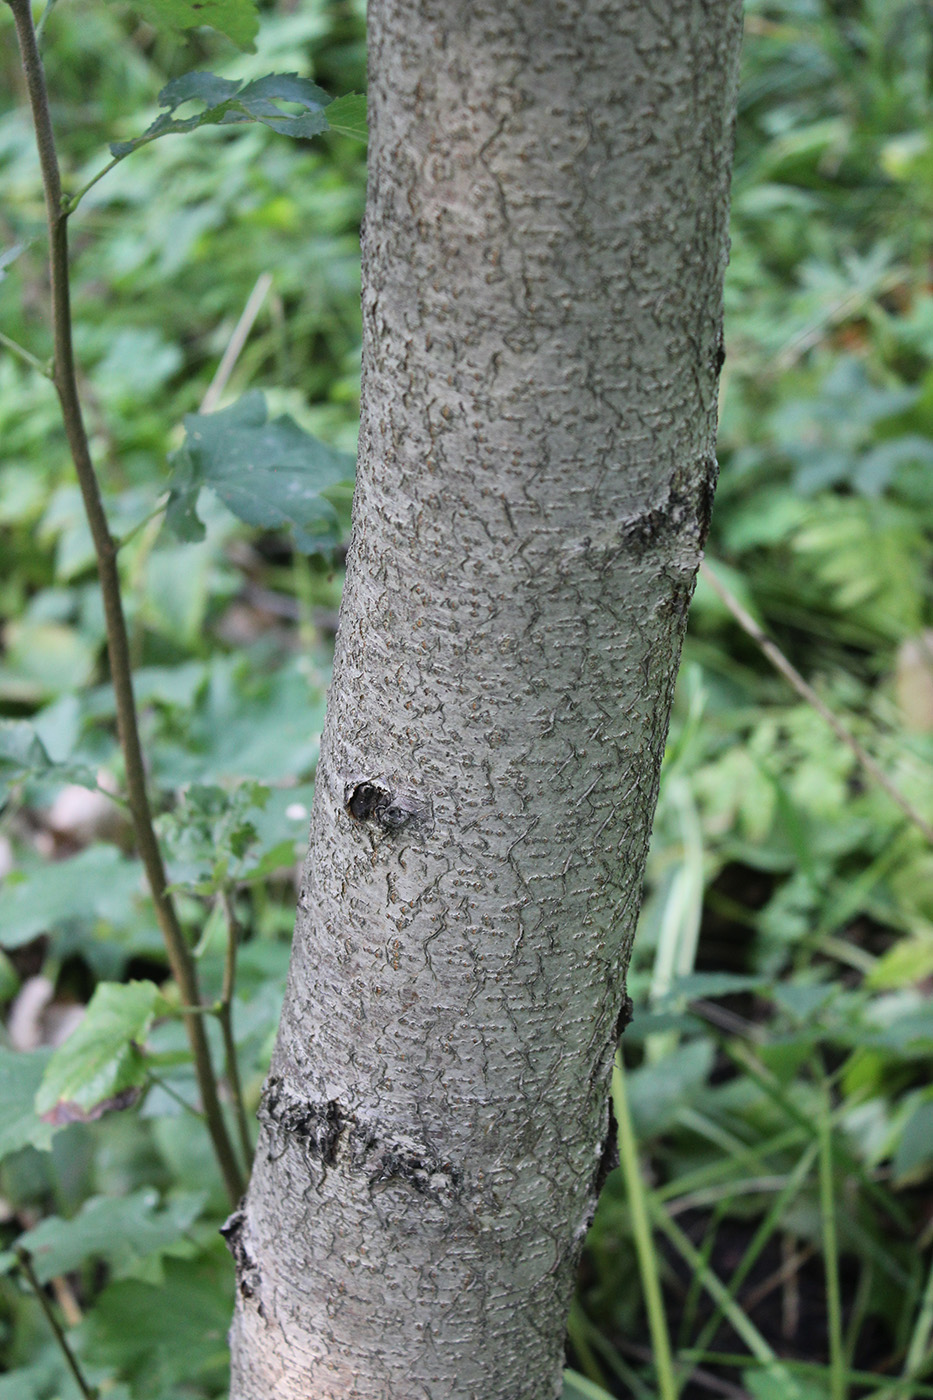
744,1370 -> 829,1400
562,1373 -> 615,1400
894,1099 -> 933,1180
36,980 -> 167,1123
0,1048 -> 54,1157
324,92 -> 367,141
114,0 -> 259,51
0,1354 -> 90,1400
0,718 -> 96,802
0,244 -> 25,283
158,780 -> 271,894
11,1189 -> 206,1284
0,847 -> 144,949
110,70 -> 332,158
82,1254 -> 232,1391
166,391 -> 354,553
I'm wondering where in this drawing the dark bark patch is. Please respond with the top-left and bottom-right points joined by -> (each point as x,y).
345,780 -> 425,832
595,1098 -> 620,1196
260,1076 -> 344,1164
714,333 -> 726,376
350,1122 -> 461,1204
220,1205 -> 263,1306
259,1076 -> 460,1205
693,452 -> 719,550
614,991 -> 634,1041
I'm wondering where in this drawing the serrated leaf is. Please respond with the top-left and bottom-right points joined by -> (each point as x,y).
36,981 -> 167,1123
113,0 -> 259,51
323,92 -> 367,141
12,1189 -> 206,1283
0,846 -> 144,949
166,391 -> 354,553
111,70 -> 333,158
0,1048 -> 54,1157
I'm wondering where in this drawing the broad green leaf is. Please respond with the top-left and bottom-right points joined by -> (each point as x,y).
11,1189 -> 206,1283
0,847 -> 144,949
114,0 -> 259,51
152,655 -> 325,786
324,92 -> 367,141
0,620 -> 96,704
867,935 -> 933,990
110,71 -> 332,158
166,391 -> 353,553
36,980 -> 167,1123
0,1048 -> 54,1157
82,1254 -> 232,1391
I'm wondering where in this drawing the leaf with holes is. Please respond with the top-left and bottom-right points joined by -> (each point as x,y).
110,70 -> 333,157
166,392 -> 354,553
36,981 -> 169,1124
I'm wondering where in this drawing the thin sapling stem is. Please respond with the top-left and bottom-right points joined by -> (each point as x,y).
15,1249 -> 98,1400
6,0 -> 244,1206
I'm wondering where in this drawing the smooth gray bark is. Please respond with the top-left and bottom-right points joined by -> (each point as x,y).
228,2 -> 743,1396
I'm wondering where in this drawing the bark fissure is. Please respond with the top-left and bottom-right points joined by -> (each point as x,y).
230,2 -> 743,1395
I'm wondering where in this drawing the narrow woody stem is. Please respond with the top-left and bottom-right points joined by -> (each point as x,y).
16,1249 -> 97,1400
7,0 -> 244,1206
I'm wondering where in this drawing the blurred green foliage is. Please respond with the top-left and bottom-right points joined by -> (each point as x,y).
0,0 -> 932,1397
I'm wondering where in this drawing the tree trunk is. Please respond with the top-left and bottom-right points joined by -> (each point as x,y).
227,2 -> 743,1395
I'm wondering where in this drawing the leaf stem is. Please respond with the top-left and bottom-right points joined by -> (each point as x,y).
15,1248 -> 97,1400
6,0 -> 244,1207
146,1070 -> 206,1119
0,328 -> 51,376
62,155 -> 124,215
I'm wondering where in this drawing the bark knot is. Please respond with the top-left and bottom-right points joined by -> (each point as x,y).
345,779 -> 425,832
